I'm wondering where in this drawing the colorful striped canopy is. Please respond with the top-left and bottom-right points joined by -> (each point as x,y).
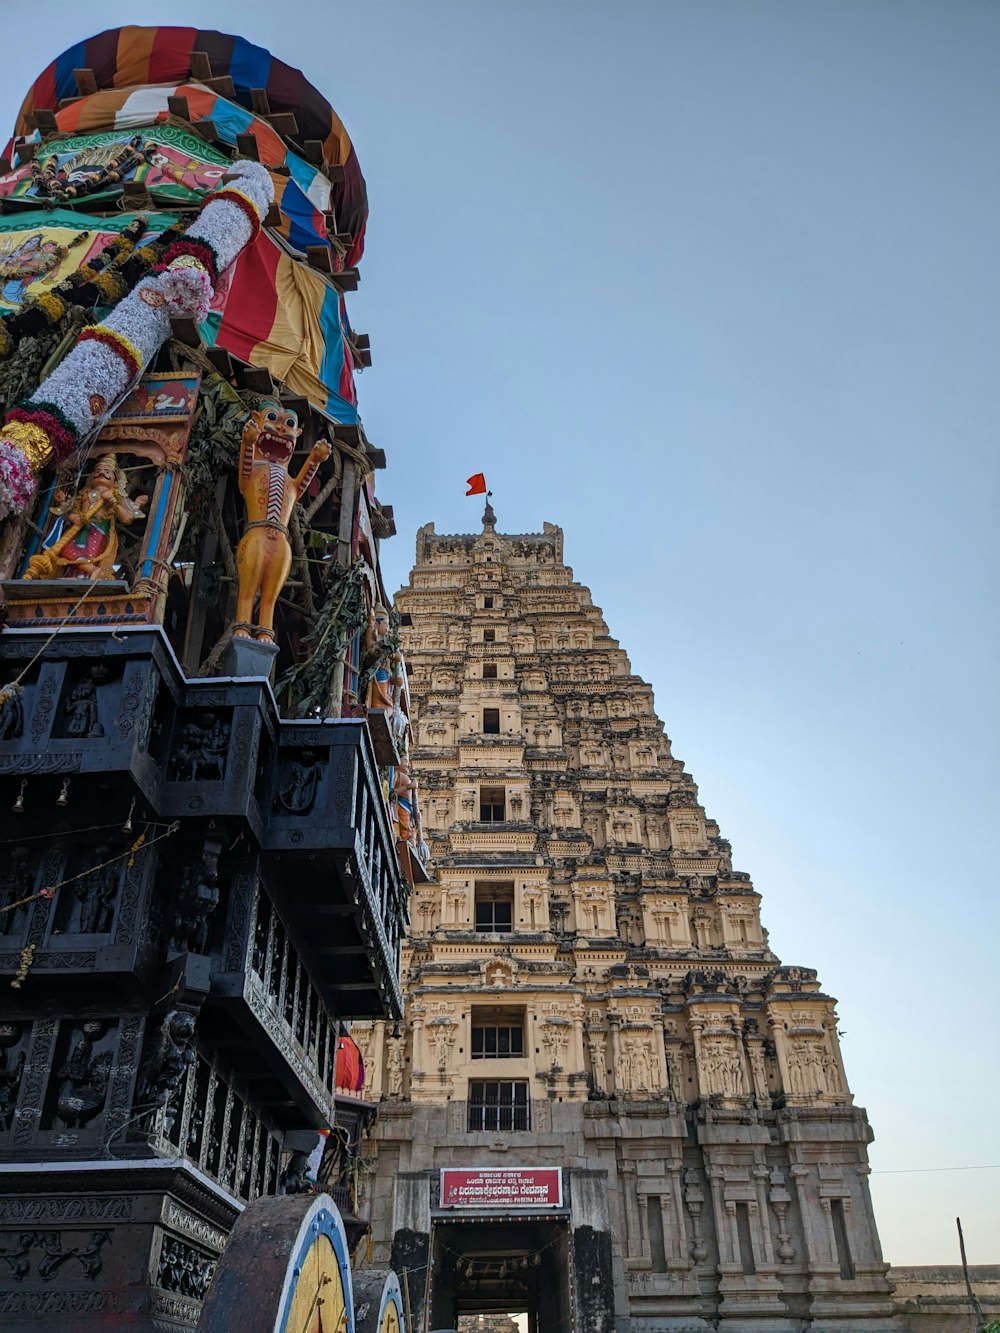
14,26 -> 367,265
5,92 -> 334,255
335,1035 -> 365,1092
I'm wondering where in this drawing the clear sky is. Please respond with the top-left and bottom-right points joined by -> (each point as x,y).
3,0 -> 997,1268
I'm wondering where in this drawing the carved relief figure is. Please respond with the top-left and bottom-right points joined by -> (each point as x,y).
63,676 -> 104,738
275,750 -> 322,815
0,846 -> 33,935
169,843 -> 221,954
55,1021 -> 113,1128
73,845 -> 118,934
171,712 -> 228,781
138,1010 -> 197,1130
0,1021 -> 26,1131
25,454 -> 148,581
0,682 -> 24,739
699,1037 -> 746,1096
386,1036 -> 405,1097
234,399 -> 331,642
587,1029 -> 607,1094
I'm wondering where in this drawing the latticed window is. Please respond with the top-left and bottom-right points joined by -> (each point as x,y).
467,1080 -> 530,1131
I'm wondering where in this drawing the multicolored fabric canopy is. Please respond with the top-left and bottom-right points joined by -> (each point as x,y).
201,229 -> 358,423
0,113 -> 330,255
13,26 -> 367,264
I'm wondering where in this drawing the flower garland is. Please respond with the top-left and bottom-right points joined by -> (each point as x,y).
0,162 -> 273,519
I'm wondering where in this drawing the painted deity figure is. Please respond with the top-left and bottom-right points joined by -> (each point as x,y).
234,399 -> 331,642
25,454 -> 147,581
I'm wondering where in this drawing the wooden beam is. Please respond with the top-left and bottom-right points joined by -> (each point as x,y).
267,112 -> 299,138
264,203 -> 282,229
204,75 -> 236,99
250,89 -> 271,116
167,95 -> 191,122
326,164 -> 345,184
280,395 -> 310,420
241,366 -> 276,395
335,425 -> 362,448
353,334 -> 370,351
365,446 -> 387,470
0,157 -> 11,177
193,120 -> 219,144
306,245 -> 334,275
235,133 -> 260,161
302,140 -> 325,166
334,233 -> 354,249
330,268 -> 360,293
18,141 -> 37,164
206,347 -> 233,378
34,109 -> 59,136
72,68 -> 97,97
169,317 -> 203,348
189,51 -> 213,81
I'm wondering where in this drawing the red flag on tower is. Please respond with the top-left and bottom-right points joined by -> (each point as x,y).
465,473 -> 488,496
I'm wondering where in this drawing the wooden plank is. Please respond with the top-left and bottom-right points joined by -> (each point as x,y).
250,88 -> 271,116
18,141 -> 37,164
235,133 -> 260,161
204,75 -> 236,99
353,334 -> 370,351
206,347 -> 233,378
0,157 -> 11,177
167,95 -> 191,121
306,245 -> 334,275
302,140 -> 325,166
34,109 -> 59,135
189,51 -> 213,81
73,68 -> 98,97
365,447 -> 387,470
267,112 -> 298,137
330,267 -> 360,293
325,163 -> 345,184
264,203 -> 282,229
193,120 -> 219,144
169,317 -> 203,348
241,366 -> 276,395
122,181 -> 152,207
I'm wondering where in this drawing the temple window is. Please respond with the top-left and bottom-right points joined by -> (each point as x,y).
483,708 -> 500,734
483,628 -> 496,642
479,786 -> 506,823
471,1007 -> 525,1059
474,881 -> 513,931
467,1080 -> 530,1131
482,663 -> 497,679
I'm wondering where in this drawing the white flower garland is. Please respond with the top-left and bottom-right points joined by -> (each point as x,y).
0,164 -> 275,520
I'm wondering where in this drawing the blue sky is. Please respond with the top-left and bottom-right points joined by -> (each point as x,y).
3,1 -> 997,1265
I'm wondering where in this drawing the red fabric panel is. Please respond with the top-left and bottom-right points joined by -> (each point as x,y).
215,232 -> 280,362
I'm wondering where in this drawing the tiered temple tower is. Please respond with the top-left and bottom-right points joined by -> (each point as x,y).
355,506 -> 901,1333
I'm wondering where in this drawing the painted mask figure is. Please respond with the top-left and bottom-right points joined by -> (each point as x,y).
234,398 -> 331,643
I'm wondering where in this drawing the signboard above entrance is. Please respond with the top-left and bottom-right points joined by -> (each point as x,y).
440,1167 -> 563,1209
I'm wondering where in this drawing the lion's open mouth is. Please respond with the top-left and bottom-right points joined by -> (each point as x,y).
257,430 -> 295,464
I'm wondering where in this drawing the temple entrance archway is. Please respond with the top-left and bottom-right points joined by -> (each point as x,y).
428,1216 -> 572,1333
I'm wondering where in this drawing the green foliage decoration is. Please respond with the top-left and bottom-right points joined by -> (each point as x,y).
275,556 -> 370,718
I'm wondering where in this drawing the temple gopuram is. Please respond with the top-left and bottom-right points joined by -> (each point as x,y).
0,27 -> 414,1332
350,508 -> 905,1333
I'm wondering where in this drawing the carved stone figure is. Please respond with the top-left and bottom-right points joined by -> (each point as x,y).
234,399 -> 331,642
169,844 -> 221,954
63,676 -> 104,738
138,1010 -> 197,1128
280,1150 -> 316,1195
55,1021 -> 112,1128
171,712 -> 228,781
386,1036 -> 405,1098
275,749 -> 322,814
0,846 -> 33,936
25,454 -> 148,581
0,682 -> 24,740
37,1229 -> 112,1282
0,1021 -> 26,1131
73,845 -> 118,934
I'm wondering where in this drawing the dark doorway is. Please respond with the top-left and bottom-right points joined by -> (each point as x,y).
428,1216 -> 571,1333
